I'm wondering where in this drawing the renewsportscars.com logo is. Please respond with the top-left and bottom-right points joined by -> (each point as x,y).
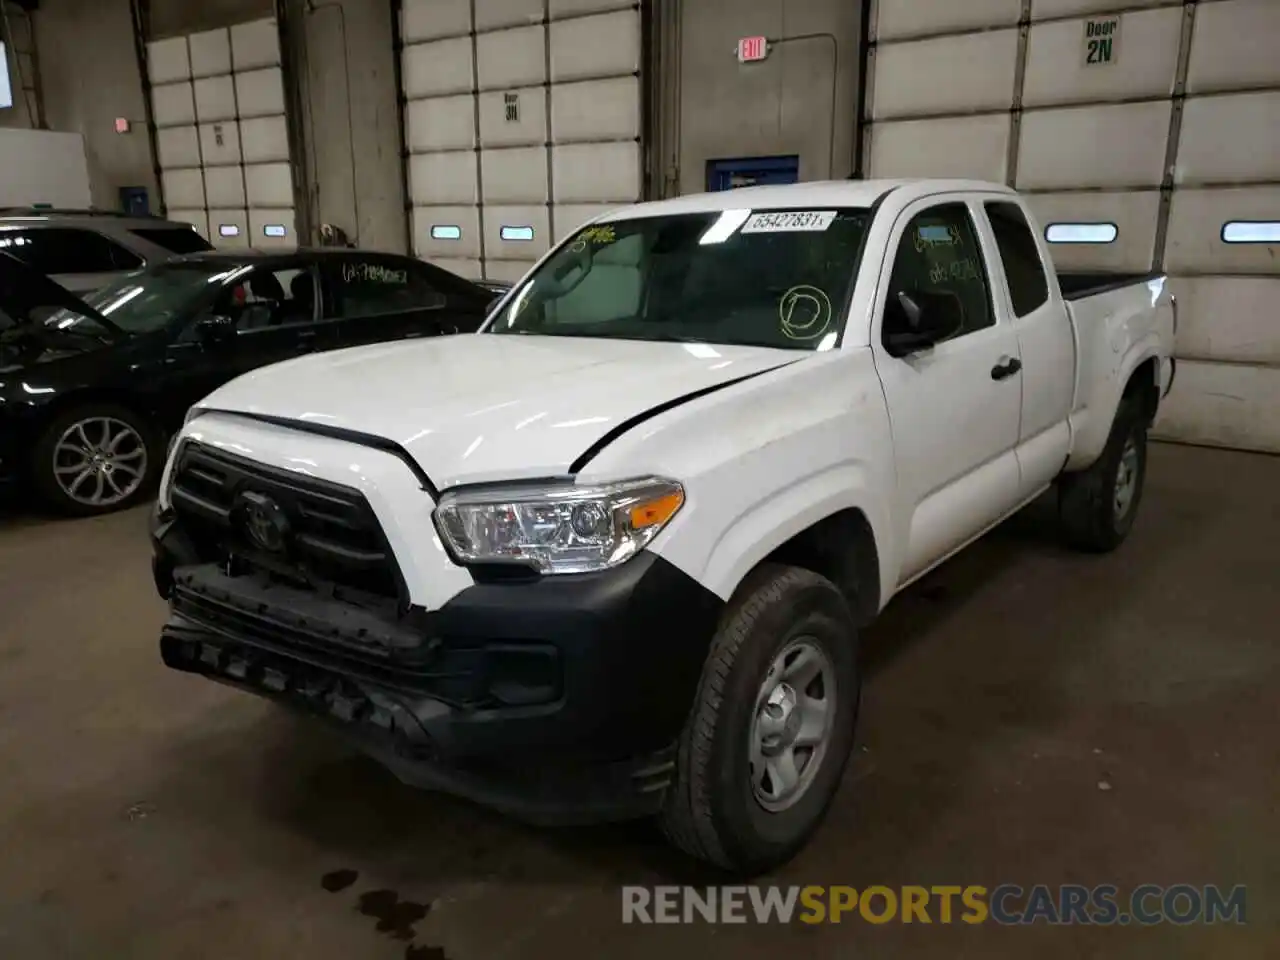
621,884 -> 1247,926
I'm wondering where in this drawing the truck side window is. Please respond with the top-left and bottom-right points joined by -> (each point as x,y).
985,202 -> 1049,317
885,203 -> 993,346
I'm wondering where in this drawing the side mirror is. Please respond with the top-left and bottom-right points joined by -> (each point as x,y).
195,313 -> 236,345
884,291 -> 963,357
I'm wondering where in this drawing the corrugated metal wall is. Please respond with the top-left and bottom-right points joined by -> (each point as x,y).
862,0 -> 1280,453
398,0 -> 642,282
147,18 -> 298,249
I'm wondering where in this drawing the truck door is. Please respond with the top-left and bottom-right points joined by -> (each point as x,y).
871,198 -> 1025,585
980,200 -> 1077,499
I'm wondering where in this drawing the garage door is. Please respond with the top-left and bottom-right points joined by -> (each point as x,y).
399,0 -> 642,282
862,0 -> 1280,453
146,18 -> 298,251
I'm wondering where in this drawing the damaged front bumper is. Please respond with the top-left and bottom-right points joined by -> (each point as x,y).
151,511 -> 721,826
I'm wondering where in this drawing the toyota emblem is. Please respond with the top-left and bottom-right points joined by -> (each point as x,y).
237,491 -> 289,553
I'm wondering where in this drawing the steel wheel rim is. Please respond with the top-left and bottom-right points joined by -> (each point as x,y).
749,637 -> 837,813
1113,436 -> 1140,521
53,417 -> 147,508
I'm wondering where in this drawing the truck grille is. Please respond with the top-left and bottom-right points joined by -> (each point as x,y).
168,441 -> 404,602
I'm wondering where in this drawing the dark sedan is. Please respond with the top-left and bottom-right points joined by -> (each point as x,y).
0,247 -> 504,516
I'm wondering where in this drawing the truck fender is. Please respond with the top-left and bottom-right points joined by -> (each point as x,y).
1067,336 -> 1165,472
686,463 -> 893,612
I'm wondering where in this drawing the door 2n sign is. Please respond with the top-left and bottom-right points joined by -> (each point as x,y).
1083,15 -> 1121,66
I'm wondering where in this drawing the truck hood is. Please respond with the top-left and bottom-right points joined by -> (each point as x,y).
196,333 -> 803,489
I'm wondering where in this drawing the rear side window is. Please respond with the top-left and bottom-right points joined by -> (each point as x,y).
0,227 -> 142,274
323,258 -> 446,319
985,202 -> 1049,317
130,226 -> 214,255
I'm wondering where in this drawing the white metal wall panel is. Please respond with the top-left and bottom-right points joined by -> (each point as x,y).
147,37 -> 190,83
231,19 -> 282,71
161,168 -> 205,209
1185,0 -> 1280,94
1030,0 -> 1172,17
1024,191 -> 1160,272
480,148 -> 548,204
400,0 -> 642,278
199,121 -> 242,167
1016,101 -> 1171,190
208,208 -> 249,248
240,116 -> 290,163
188,28 -> 231,78
414,205 -> 483,259
476,26 -> 546,89
1168,276 -> 1280,365
1021,7 -> 1181,107
550,77 -> 640,142
869,115 -> 1010,181
549,10 -> 640,82
408,152 -> 478,205
156,125 -> 201,168
402,38 -> 474,98
866,0 -> 1280,451
203,165 -> 246,208
554,203 -> 616,242
1153,363 -> 1280,453
406,95 -> 476,152
552,142 -> 640,203
871,30 -> 1018,119
476,0 -> 542,31
1165,186 -> 1280,274
402,0 -> 471,42
194,75 -> 238,123
152,82 -> 195,127
875,0 -> 1020,41
149,19 -> 296,250
479,88 -> 547,146
1174,92 -> 1280,185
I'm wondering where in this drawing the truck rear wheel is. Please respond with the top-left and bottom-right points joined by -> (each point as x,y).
1058,393 -> 1148,552
660,563 -> 859,875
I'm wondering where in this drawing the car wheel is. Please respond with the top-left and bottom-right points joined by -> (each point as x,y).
1058,393 -> 1148,553
660,563 -> 859,875
31,403 -> 162,517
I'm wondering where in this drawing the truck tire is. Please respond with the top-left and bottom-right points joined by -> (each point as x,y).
1058,393 -> 1148,553
31,402 -> 163,517
660,563 -> 859,875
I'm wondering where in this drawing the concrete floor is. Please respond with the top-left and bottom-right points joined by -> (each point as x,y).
0,442 -> 1276,959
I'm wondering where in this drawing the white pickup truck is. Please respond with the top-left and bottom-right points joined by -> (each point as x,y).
150,179 -> 1175,873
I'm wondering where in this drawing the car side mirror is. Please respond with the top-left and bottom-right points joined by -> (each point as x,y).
195,313 -> 236,345
884,291 -> 963,357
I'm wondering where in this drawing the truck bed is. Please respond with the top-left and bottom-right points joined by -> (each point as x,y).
1057,271 -> 1161,301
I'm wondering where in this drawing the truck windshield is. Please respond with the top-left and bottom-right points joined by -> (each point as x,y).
487,208 -> 871,350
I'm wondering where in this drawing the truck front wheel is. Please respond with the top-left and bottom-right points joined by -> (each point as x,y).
1058,393 -> 1148,552
660,564 -> 859,874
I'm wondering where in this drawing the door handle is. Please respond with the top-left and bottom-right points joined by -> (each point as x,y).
991,356 -> 1022,381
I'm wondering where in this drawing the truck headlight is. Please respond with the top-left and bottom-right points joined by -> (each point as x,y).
433,477 -> 685,574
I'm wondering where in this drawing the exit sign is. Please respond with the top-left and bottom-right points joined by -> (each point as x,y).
737,36 -> 769,63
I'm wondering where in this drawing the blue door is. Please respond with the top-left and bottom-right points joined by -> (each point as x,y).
707,155 -> 800,191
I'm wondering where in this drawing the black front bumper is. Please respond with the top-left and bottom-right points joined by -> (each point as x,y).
152,512 -> 723,825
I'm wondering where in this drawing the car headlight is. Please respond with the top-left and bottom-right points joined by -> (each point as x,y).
433,476 -> 685,574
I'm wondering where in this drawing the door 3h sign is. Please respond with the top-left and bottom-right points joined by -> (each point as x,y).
1082,15 -> 1121,66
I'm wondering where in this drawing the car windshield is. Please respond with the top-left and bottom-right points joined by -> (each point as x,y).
487,207 -> 871,350
45,262 -> 236,336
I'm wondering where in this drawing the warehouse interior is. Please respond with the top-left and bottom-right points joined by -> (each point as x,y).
1,0 -> 1278,955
